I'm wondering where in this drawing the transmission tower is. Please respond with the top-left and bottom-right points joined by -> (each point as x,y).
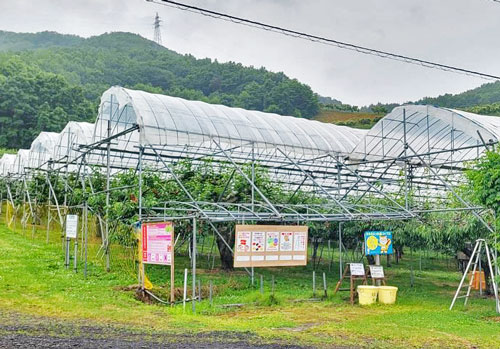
153,12 -> 162,45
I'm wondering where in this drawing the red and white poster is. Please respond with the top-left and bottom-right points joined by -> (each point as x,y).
236,231 -> 251,252
142,222 -> 173,265
252,231 -> 265,252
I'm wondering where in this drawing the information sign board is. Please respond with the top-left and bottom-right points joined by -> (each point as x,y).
142,222 -> 173,265
369,265 -> 385,278
65,215 -> 78,239
349,263 -> 366,276
234,225 -> 308,267
364,231 -> 393,255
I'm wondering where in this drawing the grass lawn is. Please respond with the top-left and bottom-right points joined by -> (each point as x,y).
1,223 -> 499,348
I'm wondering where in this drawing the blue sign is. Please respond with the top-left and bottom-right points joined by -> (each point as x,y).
364,231 -> 393,255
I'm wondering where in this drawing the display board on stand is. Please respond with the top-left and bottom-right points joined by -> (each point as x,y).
65,214 -> 79,270
141,222 -> 175,303
233,225 -> 308,268
368,265 -> 386,285
334,262 -> 368,305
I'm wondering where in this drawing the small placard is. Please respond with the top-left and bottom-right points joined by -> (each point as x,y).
369,265 -> 384,278
65,215 -> 78,238
350,263 -> 365,276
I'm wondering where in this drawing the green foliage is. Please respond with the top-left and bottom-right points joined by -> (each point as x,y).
465,102 -> 500,116
320,102 -> 359,112
418,81 -> 500,108
0,30 -> 83,51
336,116 -> 381,129
0,30 -> 320,150
0,56 -> 95,148
465,147 -> 500,215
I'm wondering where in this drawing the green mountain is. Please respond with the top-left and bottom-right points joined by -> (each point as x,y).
0,30 -> 319,149
0,30 -> 83,51
416,81 -> 500,109
364,81 -> 500,115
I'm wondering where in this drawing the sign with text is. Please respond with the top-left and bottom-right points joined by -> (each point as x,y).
234,225 -> 308,267
142,222 -> 173,265
65,215 -> 78,239
364,231 -> 393,255
349,263 -> 366,276
369,265 -> 385,278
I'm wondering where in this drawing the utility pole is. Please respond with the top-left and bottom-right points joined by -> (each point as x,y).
153,12 -> 162,46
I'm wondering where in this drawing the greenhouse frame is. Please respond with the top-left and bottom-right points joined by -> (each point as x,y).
1,86 -> 499,273
1,87 -> 499,224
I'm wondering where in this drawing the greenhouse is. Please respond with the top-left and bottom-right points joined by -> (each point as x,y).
1,86 -> 499,312
0,86 -> 498,225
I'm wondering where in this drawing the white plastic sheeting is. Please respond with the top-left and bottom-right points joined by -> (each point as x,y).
53,122 -> 95,163
350,105 -> 500,163
0,154 -> 16,176
13,150 -> 30,175
28,132 -> 60,170
3,88 -> 500,183
95,86 -> 367,155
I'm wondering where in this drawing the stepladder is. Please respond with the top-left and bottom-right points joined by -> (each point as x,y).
449,239 -> 499,313
334,263 -> 368,305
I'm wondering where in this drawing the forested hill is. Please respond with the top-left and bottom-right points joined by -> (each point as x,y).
0,30 -> 319,149
366,81 -> 500,116
416,81 -> 500,109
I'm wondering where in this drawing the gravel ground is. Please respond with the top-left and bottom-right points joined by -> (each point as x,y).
0,310 -> 306,348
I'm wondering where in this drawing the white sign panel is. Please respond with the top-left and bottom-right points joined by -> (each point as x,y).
349,263 -> 365,276
65,215 -> 78,239
369,265 -> 385,278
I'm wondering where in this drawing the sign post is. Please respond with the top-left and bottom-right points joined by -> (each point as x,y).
365,231 -> 393,285
65,215 -> 78,270
142,222 -> 175,305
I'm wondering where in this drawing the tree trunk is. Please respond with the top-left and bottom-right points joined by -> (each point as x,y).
366,255 -> 375,265
312,238 -> 321,269
215,224 -> 235,270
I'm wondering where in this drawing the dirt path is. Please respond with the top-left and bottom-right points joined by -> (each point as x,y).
0,310 -> 307,348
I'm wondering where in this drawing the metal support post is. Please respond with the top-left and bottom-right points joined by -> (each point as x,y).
105,117 -> 111,272
84,201 -> 88,278
138,146 -> 144,289
192,217 -> 197,314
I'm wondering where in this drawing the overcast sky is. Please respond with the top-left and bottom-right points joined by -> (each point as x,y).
1,0 -> 499,105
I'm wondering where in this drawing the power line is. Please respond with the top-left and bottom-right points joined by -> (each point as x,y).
146,0 -> 500,81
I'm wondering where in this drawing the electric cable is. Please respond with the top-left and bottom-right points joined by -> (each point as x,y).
146,0 -> 500,81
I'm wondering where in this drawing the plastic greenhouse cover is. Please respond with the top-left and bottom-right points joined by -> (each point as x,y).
96,86 -> 367,155
53,121 -> 95,161
350,105 -> 500,162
